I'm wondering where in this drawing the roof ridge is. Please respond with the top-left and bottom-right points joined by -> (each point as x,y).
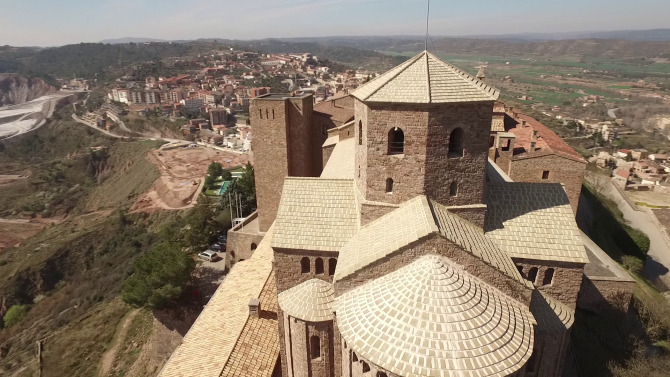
425,51 -> 499,100
424,51 -> 432,103
360,52 -> 425,101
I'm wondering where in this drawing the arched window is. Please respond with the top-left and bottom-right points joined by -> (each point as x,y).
386,178 -> 393,194
352,352 -> 358,362
251,243 -> 257,251
358,121 -> 363,145
543,268 -> 555,286
388,127 -> 404,155
362,361 -> 370,373
301,257 -> 310,274
328,258 -> 337,276
528,267 -> 538,284
450,181 -> 458,197
448,127 -> 464,158
315,258 -> 324,275
377,373 -> 388,377
310,335 -> 321,359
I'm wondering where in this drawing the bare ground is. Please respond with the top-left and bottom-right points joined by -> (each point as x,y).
99,309 -> 139,377
131,147 -> 249,213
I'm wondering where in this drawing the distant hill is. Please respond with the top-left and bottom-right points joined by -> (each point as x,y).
279,36 -> 670,58
100,37 -> 167,44
456,29 -> 670,42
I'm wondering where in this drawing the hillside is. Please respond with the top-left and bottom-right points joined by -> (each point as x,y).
0,74 -> 56,106
280,36 -> 670,59
0,105 -> 181,376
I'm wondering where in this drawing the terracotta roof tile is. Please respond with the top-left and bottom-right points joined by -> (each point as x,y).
508,112 -> 586,163
313,102 -> 354,124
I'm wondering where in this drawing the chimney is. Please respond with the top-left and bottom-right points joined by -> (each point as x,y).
249,298 -> 261,318
521,120 -> 527,127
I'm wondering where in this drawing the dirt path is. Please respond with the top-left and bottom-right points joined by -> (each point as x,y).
99,308 -> 139,377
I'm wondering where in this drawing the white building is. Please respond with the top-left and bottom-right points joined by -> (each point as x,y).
181,98 -> 205,112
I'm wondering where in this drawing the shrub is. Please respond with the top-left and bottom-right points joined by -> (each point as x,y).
3,305 -> 28,328
627,228 -> 651,255
622,255 -> 644,275
122,242 -> 195,309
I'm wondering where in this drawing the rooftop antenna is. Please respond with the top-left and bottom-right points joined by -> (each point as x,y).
425,0 -> 430,51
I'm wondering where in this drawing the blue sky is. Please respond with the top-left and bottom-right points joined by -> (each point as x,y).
1,0 -> 669,46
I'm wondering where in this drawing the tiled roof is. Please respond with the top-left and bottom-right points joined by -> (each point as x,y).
320,138 -> 355,179
491,114 -> 505,132
272,178 -> 359,252
220,271 -> 280,377
336,255 -> 536,377
485,182 -> 589,264
510,112 -> 586,163
277,279 -> 334,322
430,200 -> 533,289
158,226 -> 275,377
352,51 -> 499,104
313,101 -> 354,124
322,134 -> 339,147
530,290 -> 574,334
334,196 -> 528,288
334,196 -> 437,281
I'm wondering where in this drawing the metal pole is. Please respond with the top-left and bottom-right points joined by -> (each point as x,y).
228,192 -> 233,227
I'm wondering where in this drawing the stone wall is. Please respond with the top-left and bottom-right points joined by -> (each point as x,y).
354,101 -> 368,197
335,234 -> 532,305
514,259 -> 585,310
509,154 -> 586,215
354,100 -> 492,208
224,230 -> 265,269
333,95 -> 354,109
360,201 -> 399,226
577,277 -> 635,313
286,96 -> 316,177
307,321 -> 335,377
322,144 -> 335,171
251,98 -> 291,232
274,248 -> 338,294
443,204 -> 487,229
529,330 -> 570,377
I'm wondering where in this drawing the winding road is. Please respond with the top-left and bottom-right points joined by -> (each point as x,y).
586,174 -> 670,289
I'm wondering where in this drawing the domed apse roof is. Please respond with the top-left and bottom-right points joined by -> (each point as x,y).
335,255 -> 536,377
352,50 -> 499,104
278,279 -> 334,322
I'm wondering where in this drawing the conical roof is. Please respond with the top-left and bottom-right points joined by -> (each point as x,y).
352,51 -> 499,104
336,255 -> 536,377
278,279 -> 334,322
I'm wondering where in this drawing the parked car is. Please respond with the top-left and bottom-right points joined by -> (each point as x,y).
198,251 -> 218,262
217,234 -> 227,243
210,243 -> 224,251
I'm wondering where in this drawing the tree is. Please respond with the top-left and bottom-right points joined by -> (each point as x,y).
207,162 -> 223,180
3,305 -> 28,328
626,152 -> 633,162
183,196 -> 221,249
122,243 -> 195,309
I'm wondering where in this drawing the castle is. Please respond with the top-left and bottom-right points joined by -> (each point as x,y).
159,51 -> 635,377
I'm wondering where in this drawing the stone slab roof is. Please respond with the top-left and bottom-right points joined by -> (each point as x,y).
431,200 -> 533,289
530,290 -> 574,334
334,196 -> 437,281
322,134 -> 339,148
278,279 -> 334,322
334,196 -> 529,288
320,137 -> 355,179
485,182 -> 589,264
336,255 -> 535,377
491,114 -> 505,132
352,51 -> 499,104
158,226 -> 275,377
220,271 -> 280,377
272,177 -> 359,252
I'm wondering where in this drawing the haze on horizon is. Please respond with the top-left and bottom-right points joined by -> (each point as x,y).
1,0 -> 669,47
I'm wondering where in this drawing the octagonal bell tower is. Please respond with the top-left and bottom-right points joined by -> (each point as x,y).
352,51 -> 499,225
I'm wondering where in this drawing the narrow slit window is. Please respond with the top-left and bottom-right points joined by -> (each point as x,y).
543,268 -> 555,286
301,257 -> 310,273
315,258 -> 324,275
310,335 -> 321,359
386,178 -> 393,194
388,128 -> 404,155
528,267 -> 538,284
450,181 -> 458,197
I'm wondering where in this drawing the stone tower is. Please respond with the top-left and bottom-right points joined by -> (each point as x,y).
352,51 -> 499,225
250,93 -> 316,232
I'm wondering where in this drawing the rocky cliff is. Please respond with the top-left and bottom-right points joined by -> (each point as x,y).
0,75 -> 56,107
